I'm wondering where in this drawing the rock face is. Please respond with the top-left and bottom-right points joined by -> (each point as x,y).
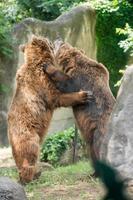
0,147 -> 15,168
100,65 -> 133,181
0,4 -> 96,145
0,177 -> 27,200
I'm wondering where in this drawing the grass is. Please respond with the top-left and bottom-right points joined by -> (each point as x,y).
0,161 -> 103,200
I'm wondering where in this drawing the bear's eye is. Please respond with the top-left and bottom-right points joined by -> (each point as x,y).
61,59 -> 69,71
62,59 -> 69,66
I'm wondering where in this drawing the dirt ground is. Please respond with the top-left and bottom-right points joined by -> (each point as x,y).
37,181 -> 103,200
0,147 -> 133,200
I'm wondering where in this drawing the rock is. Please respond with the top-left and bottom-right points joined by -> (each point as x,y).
100,65 -> 133,182
0,177 -> 27,200
0,147 -> 15,168
0,4 -> 96,145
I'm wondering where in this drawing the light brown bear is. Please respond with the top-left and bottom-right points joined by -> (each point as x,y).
43,40 -> 116,166
8,36 -> 92,184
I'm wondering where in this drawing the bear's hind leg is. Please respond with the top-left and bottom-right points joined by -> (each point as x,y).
11,134 -> 40,184
19,140 -> 40,184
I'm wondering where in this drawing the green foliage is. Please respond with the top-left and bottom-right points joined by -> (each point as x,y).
115,23 -> 133,88
0,5 -> 13,95
41,127 -> 80,165
114,69 -> 125,88
117,23 -> 133,56
0,83 -> 10,94
16,0 -> 87,21
0,0 -> 87,23
94,0 -> 133,96
0,0 -> 23,24
0,7 -> 13,58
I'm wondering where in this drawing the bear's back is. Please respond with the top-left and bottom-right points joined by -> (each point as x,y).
68,55 -> 115,120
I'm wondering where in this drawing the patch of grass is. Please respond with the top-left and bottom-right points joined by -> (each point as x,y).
0,167 -> 18,180
0,161 -> 102,200
38,160 -> 94,186
25,161 -> 101,199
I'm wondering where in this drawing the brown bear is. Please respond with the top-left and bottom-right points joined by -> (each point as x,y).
7,36 -> 92,184
43,40 -> 116,165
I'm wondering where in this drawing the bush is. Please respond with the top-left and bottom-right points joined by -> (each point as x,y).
94,0 -> 133,96
0,8 -> 13,58
114,23 -> 133,87
0,6 -> 13,94
41,127 -> 82,166
16,0 -> 87,21
117,23 -> 133,57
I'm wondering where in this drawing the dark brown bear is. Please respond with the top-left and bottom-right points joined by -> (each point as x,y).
43,40 -> 115,164
8,36 -> 91,184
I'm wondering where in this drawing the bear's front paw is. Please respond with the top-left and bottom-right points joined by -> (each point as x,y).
79,90 -> 94,103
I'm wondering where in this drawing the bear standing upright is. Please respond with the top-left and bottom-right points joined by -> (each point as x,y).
43,40 -> 115,164
8,36 -> 92,183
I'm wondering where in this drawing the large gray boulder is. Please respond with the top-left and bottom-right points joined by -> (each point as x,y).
0,4 -> 96,145
100,65 -> 133,182
0,177 -> 27,200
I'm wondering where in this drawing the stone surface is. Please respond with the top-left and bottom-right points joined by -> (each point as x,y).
100,65 -> 133,181
0,147 -> 15,168
0,177 -> 27,200
0,147 -> 54,170
0,4 -> 96,145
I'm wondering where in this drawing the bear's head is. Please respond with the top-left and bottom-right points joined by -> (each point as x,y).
54,40 -> 79,74
19,36 -> 54,65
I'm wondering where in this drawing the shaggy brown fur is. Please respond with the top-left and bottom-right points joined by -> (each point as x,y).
8,37 -> 91,184
43,41 -> 116,163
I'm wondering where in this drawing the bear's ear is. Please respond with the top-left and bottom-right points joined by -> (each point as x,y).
31,35 -> 39,46
31,35 -> 46,48
79,49 -> 85,54
19,44 -> 25,52
71,51 -> 77,57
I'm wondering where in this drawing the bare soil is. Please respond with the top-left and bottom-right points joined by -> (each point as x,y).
39,181 -> 103,200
